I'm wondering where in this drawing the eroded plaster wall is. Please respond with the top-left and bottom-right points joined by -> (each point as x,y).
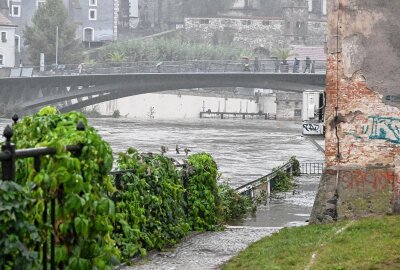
311,0 -> 400,223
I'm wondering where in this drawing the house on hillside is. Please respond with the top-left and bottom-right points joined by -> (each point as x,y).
69,0 -> 118,48
0,12 -> 16,67
0,0 -> 118,63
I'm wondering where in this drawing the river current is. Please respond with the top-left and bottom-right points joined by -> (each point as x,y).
0,117 -> 324,227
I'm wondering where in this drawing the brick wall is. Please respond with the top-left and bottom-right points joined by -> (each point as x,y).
311,0 -> 400,223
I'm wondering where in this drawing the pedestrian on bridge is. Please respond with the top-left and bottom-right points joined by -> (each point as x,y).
303,57 -> 311,73
156,62 -> 163,73
254,57 -> 260,72
293,57 -> 300,73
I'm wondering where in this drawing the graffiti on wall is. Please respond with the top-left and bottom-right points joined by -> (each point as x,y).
303,123 -> 324,135
345,116 -> 400,144
340,169 -> 397,194
366,116 -> 400,144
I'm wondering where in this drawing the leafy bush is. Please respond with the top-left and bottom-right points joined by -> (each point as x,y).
0,181 -> 39,270
8,107 -> 119,269
114,148 -> 189,260
290,156 -> 301,176
186,153 -> 221,231
271,170 -> 295,193
218,182 -> 256,221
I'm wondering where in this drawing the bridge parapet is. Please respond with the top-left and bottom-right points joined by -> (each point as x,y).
4,59 -> 327,78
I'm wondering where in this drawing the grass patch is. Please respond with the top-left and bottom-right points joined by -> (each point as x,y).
222,216 -> 400,270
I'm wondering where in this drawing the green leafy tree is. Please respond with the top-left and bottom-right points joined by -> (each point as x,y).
23,0 -> 83,65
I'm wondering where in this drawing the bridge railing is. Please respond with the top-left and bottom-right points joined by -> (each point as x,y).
7,59 -> 327,77
235,160 -> 293,198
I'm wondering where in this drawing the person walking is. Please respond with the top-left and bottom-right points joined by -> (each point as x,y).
293,57 -> 300,73
254,57 -> 260,72
303,57 -> 311,73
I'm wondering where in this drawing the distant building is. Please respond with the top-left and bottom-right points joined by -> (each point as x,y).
0,12 -> 16,67
0,0 -> 118,63
184,0 -> 327,55
276,92 -> 303,121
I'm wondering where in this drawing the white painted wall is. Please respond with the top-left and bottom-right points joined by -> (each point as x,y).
92,94 -> 265,120
0,26 -> 16,67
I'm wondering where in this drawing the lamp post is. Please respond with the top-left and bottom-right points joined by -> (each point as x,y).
55,26 -> 59,67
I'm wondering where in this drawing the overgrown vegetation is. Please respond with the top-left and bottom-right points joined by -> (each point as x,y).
222,216 -> 400,270
0,108 -> 254,267
186,153 -> 221,231
9,107 -> 119,269
89,38 -> 251,63
270,156 -> 300,193
114,148 -> 189,260
218,182 -> 256,221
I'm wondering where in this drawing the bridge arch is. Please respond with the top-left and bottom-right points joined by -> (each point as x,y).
0,72 -> 326,113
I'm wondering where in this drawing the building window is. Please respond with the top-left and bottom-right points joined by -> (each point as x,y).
241,20 -> 251,26
199,19 -> 209,24
89,9 -> 97,20
11,5 -> 20,17
315,22 -> 320,27
262,20 -> 270,26
0,54 -> 4,65
1,32 -> 6,43
89,0 -> 97,6
15,35 -> 20,52
286,21 -> 290,29
294,109 -> 302,117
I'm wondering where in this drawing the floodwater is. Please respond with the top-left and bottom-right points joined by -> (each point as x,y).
86,118 -> 324,227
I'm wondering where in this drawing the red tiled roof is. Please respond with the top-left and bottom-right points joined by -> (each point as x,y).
0,12 -> 16,27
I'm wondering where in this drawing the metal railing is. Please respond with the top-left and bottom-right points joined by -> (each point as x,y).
236,160 -> 293,197
300,162 -> 324,175
0,115 -> 85,270
6,59 -> 327,78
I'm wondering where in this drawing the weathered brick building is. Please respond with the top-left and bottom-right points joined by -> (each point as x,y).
311,0 -> 400,223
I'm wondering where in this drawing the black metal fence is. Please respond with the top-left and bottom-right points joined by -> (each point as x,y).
300,162 -> 324,175
0,115 -> 85,270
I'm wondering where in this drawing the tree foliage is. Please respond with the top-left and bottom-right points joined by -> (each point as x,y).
23,0 -> 83,65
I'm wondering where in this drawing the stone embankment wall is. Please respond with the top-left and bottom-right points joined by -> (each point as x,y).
311,0 -> 400,223
184,17 -> 327,54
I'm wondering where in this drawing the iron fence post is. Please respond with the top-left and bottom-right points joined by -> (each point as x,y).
1,125 -> 16,181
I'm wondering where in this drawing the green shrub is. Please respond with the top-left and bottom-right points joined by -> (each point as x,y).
218,181 -> 256,221
0,181 -> 39,270
7,107 -> 119,269
291,156 -> 301,176
114,148 -> 189,260
271,170 -> 295,193
186,153 -> 221,231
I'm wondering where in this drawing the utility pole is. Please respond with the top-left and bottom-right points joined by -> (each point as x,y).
55,26 -> 59,67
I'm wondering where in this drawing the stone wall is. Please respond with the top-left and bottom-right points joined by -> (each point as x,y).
184,16 -> 326,54
276,92 -> 302,120
311,0 -> 400,223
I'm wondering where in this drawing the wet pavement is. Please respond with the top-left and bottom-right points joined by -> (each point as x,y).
122,227 -> 280,270
122,175 -> 320,270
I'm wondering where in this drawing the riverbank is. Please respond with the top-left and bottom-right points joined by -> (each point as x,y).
222,215 -> 400,269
